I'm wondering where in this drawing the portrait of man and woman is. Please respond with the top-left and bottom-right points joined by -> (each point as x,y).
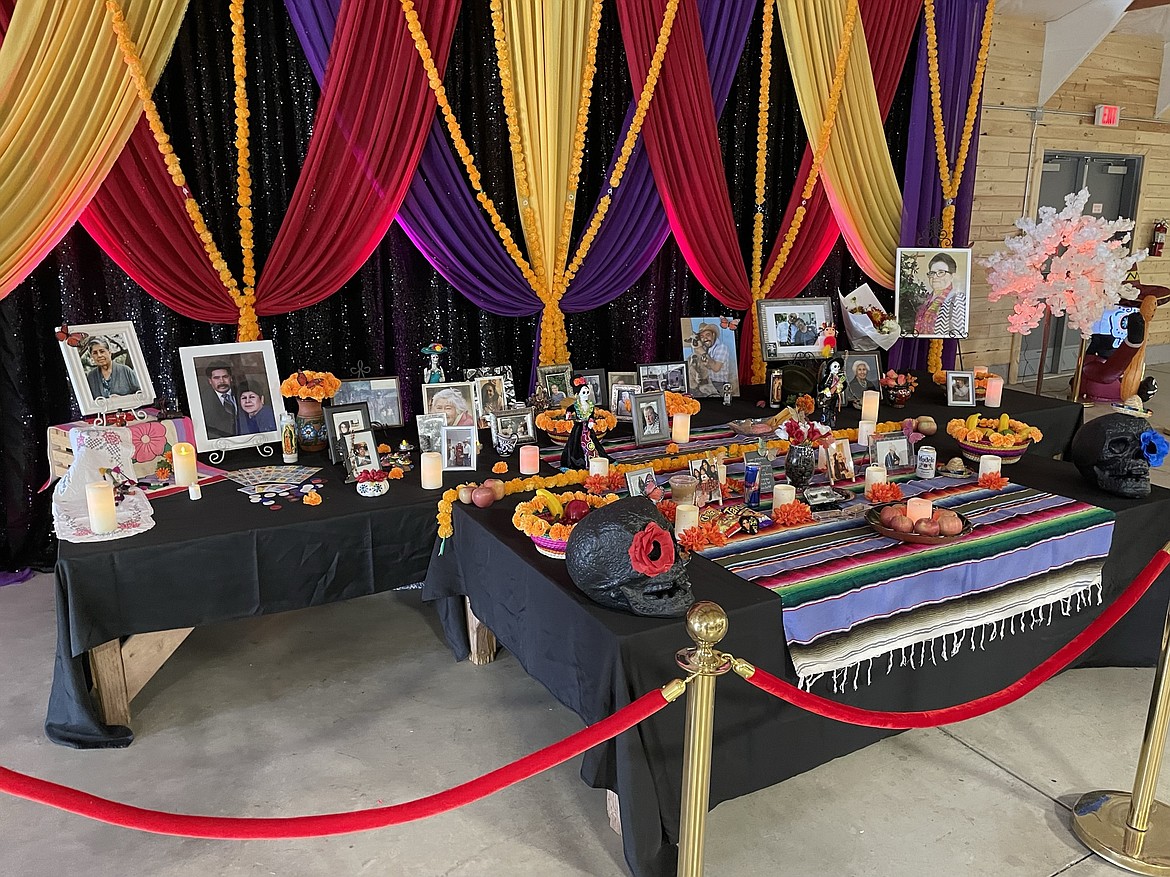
195,359 -> 278,439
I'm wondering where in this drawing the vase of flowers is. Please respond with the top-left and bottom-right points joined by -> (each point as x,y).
355,469 -> 389,497
879,370 -> 917,408
779,419 -> 831,491
280,369 -> 341,453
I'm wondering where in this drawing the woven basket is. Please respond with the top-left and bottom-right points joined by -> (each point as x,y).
957,437 -> 1032,465
531,534 -> 569,559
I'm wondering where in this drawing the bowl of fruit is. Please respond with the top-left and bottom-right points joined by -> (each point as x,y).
866,502 -> 973,545
947,412 -> 1041,465
512,488 -> 620,558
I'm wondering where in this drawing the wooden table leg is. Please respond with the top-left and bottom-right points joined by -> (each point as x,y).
89,639 -> 130,727
465,598 -> 498,665
87,627 -> 195,728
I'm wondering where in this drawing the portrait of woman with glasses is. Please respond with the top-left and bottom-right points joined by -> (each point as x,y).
895,247 -> 971,339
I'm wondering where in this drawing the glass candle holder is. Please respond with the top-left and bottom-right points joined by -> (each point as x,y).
668,473 -> 699,506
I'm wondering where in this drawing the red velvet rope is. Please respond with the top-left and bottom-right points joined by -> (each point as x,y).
740,548 -> 1170,729
0,689 -> 670,839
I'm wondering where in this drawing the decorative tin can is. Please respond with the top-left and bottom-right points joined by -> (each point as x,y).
915,445 -> 937,479
280,412 -> 298,463
744,463 -> 761,509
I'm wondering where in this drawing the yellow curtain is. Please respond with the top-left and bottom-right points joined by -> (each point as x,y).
0,0 -> 186,298
502,0 -> 595,293
776,0 -> 901,287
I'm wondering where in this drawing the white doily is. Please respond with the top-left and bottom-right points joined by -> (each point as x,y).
53,427 -> 155,543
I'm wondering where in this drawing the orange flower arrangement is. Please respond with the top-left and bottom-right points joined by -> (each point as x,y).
665,392 -> 701,416
866,482 -> 904,503
377,443 -> 392,454
721,478 -> 745,499
388,467 -> 404,480
511,490 -> 620,539
677,519 -> 727,552
947,415 -> 1042,447
302,490 -> 322,506
535,407 -> 618,436
655,499 -> 677,522
978,472 -> 1009,491
492,461 -> 509,474
665,442 -> 680,454
795,394 -> 815,415
772,501 -> 815,527
280,370 -> 341,401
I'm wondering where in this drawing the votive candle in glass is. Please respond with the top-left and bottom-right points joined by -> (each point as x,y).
773,484 -> 797,506
906,497 -> 933,524
861,390 -> 880,424
519,444 -> 541,475
669,473 -> 699,506
86,481 -> 117,534
420,451 -> 444,489
978,454 -> 1002,479
674,504 -> 700,536
172,442 -> 197,487
588,457 -> 609,477
864,465 -> 887,492
985,376 -> 1004,407
671,412 -> 691,444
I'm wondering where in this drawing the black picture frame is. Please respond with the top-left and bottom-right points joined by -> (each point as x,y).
325,401 -> 372,465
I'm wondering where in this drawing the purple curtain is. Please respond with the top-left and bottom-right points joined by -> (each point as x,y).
887,0 -> 988,371
283,0 -> 753,321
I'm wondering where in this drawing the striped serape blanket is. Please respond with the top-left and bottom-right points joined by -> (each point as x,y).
540,425 -> 739,468
700,476 -> 1115,689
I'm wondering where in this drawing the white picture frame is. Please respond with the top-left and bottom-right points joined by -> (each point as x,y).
57,321 -> 156,416
871,433 -> 912,471
342,429 -> 381,483
441,425 -> 477,471
946,370 -> 977,406
421,381 -> 477,428
756,299 -> 831,360
415,413 -> 447,454
178,340 -> 283,452
827,438 -> 855,484
610,383 -> 642,422
490,407 -> 536,446
894,247 -> 972,339
625,466 -> 662,500
474,375 -> 508,427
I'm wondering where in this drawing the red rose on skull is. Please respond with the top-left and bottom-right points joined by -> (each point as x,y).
628,521 -> 676,577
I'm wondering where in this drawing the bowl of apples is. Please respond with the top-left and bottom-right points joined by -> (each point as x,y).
866,502 -> 973,545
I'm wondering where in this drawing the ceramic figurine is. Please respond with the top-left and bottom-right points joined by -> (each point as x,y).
561,376 -> 612,470
421,343 -> 448,384
815,356 -> 845,429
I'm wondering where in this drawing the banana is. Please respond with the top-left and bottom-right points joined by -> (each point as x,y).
535,488 -> 563,520
999,413 -> 1011,433
965,413 -> 980,431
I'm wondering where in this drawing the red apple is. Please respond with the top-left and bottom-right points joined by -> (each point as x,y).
457,484 -> 477,505
938,514 -> 964,536
878,506 -> 900,527
913,518 -> 941,537
562,499 -> 590,523
484,478 -> 506,501
890,514 -> 914,533
471,486 -> 496,508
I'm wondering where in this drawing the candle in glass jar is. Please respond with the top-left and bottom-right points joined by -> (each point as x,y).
978,454 -> 1002,478
906,497 -> 933,523
671,412 -> 691,444
716,462 -> 727,485
864,465 -> 887,492
674,503 -> 700,536
86,481 -> 117,534
420,451 -> 444,489
172,442 -> 197,486
985,376 -> 1004,407
861,390 -> 880,424
774,484 -> 797,506
588,457 -> 609,477
520,444 -> 541,475
857,420 -> 876,447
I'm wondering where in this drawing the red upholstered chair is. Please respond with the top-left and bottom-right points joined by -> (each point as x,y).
1078,285 -> 1169,403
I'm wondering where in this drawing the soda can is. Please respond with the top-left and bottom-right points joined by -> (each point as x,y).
744,463 -> 761,509
915,445 -> 937,479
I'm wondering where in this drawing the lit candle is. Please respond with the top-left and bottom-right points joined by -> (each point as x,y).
774,484 -> 796,506
906,497 -> 933,524
86,481 -> 117,534
985,376 -> 1004,407
172,442 -> 197,487
716,462 -> 727,484
861,390 -> 880,424
671,412 -> 691,444
589,457 -> 609,477
674,503 -> 700,536
974,365 -> 989,379
420,451 -> 444,489
520,444 -> 541,475
978,454 -> 1002,478
857,420 -> 876,447
865,465 -> 887,492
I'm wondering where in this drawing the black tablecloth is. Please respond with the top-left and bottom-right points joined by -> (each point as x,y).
422,408 -> 1167,877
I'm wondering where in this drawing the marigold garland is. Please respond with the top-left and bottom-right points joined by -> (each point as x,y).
535,407 -> 618,436
946,416 -> 1042,447
749,0 -> 776,299
106,0 -> 259,341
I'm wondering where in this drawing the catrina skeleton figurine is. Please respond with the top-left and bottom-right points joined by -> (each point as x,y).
560,375 -> 612,471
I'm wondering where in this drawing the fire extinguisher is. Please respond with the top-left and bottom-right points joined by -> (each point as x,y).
1153,219 -> 1167,257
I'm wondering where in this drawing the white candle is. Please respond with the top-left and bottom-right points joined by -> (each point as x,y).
589,457 -> 609,477
520,444 -> 541,475
774,484 -> 796,506
978,454 -> 1002,478
906,497 -> 933,524
674,504 -> 700,536
861,390 -> 880,424
188,483 -> 202,501
671,412 -> 691,444
716,462 -> 727,484
86,481 -> 117,534
421,451 -> 444,489
865,465 -> 887,492
985,376 -> 1004,407
172,442 -> 197,486
857,420 -> 876,447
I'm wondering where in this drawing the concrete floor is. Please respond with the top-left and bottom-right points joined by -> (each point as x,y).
4,376 -> 1170,876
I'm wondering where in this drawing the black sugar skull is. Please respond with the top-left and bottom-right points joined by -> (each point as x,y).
565,497 -> 693,617
1070,413 -> 1151,498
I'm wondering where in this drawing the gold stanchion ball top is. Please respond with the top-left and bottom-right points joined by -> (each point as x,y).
686,601 -> 728,647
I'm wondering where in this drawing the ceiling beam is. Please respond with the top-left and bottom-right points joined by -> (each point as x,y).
1040,0 -> 1131,105
1129,0 -> 1170,11
1157,40 -> 1170,116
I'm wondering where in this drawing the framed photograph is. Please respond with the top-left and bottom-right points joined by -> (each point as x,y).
894,247 -> 972,339
441,425 -> 477,471
463,365 -> 516,406
871,433 -> 912,471
742,450 -> 775,495
576,369 -> 607,406
58,321 -> 156,416
490,407 -> 536,446
608,371 -> 637,397
421,381 -> 477,428
610,383 -> 642,421
473,375 -> 508,428
843,353 -> 881,408
625,466 -> 663,500
689,458 -> 723,507
827,438 -> 855,484
537,363 -> 573,406
342,429 -> 381,482
332,376 -> 402,428
682,316 -> 739,397
632,391 -> 669,446
415,413 -> 447,454
946,370 -> 976,406
637,362 -> 688,394
756,298 -> 832,360
179,340 -> 283,452
767,368 -> 784,407
326,402 -> 371,465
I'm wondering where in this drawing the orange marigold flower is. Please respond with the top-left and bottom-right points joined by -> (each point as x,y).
795,394 -> 815,414
666,442 -> 680,454
548,523 -> 574,541
155,466 -> 169,481
528,518 -> 550,538
978,473 -> 1009,491
302,490 -> 322,506
772,501 -> 815,527
492,461 -> 508,474
656,499 -> 677,522
865,482 -> 904,503
378,443 -> 391,454
388,467 -> 404,479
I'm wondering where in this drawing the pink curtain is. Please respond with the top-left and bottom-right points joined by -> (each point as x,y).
80,0 -> 460,325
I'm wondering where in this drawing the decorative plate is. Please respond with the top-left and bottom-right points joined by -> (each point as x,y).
865,503 -> 974,545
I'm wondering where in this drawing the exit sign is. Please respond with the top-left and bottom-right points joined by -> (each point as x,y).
1095,104 -> 1120,126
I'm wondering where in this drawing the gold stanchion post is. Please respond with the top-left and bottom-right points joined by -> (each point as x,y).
676,601 -> 731,877
1072,566 -> 1170,874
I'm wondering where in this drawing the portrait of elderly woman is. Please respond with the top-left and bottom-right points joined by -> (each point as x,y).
422,382 -> 476,427
83,336 -> 141,400
58,320 -> 156,415
895,247 -> 972,339
843,354 -> 880,407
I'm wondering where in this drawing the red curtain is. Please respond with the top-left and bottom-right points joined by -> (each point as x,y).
80,0 -> 460,324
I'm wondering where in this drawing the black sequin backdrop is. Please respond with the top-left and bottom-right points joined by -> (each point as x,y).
0,1 -> 914,569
